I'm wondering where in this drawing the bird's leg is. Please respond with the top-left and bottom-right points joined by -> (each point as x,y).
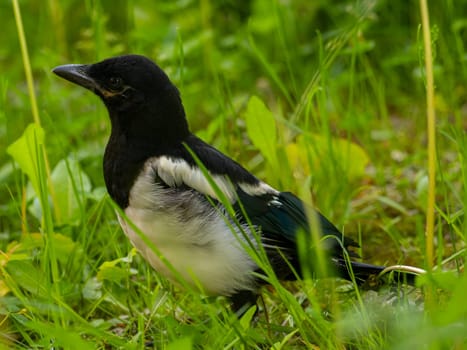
230,290 -> 258,317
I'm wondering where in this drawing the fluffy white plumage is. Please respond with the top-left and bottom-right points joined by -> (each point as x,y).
118,156 -> 277,295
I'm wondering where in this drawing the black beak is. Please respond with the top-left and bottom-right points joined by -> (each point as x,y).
53,64 -> 97,92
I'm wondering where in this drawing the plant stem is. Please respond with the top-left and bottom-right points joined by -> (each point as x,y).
12,0 -> 41,126
419,0 -> 436,271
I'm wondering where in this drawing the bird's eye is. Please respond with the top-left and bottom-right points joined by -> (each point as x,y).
108,77 -> 123,90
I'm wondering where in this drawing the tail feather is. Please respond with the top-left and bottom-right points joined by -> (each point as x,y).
333,259 -> 418,286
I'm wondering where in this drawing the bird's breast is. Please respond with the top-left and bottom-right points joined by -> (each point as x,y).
118,163 -> 259,296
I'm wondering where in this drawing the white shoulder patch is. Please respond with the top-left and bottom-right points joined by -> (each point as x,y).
238,182 -> 279,196
148,156 -> 279,203
150,156 -> 238,202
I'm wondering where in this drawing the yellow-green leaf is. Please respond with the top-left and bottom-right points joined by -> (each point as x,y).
167,337 -> 192,350
286,133 -> 370,181
97,249 -> 137,283
245,96 -> 277,163
7,123 -> 45,194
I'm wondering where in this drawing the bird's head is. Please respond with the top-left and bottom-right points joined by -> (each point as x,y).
53,55 -> 189,145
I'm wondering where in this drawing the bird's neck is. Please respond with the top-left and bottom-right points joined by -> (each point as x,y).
112,100 -> 190,148
103,107 -> 190,208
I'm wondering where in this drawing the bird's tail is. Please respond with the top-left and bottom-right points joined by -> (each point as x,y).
333,259 -> 422,286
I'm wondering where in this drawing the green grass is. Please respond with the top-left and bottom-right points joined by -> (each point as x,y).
1,0 -> 466,348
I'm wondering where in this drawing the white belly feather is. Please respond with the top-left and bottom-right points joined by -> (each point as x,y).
118,160 -> 260,296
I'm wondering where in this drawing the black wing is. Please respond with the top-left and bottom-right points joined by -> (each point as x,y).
169,135 -> 359,279
235,188 -> 358,280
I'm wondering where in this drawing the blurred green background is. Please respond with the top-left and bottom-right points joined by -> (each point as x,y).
1,0 -> 466,348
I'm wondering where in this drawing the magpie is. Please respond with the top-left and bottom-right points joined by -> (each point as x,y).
53,55 -> 415,312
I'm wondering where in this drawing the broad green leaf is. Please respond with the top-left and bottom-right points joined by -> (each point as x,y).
26,320 -> 98,350
6,123 -> 45,194
50,158 -> 92,225
239,305 -> 257,330
97,249 -> 137,283
25,157 -> 92,224
444,274 -> 467,324
22,233 -> 83,265
89,186 -> 107,202
416,272 -> 467,325
167,337 -> 192,350
286,133 -> 370,181
2,233 -> 82,266
416,270 -> 459,291
319,135 -> 369,178
5,260 -> 48,298
8,124 -> 92,224
284,143 -> 310,180
96,265 -> 131,283
245,96 -> 277,163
